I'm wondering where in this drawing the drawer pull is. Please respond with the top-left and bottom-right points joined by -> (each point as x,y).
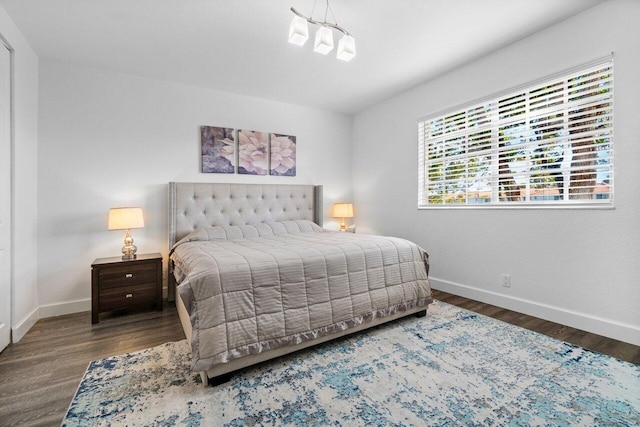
125,293 -> 133,298
125,273 -> 133,278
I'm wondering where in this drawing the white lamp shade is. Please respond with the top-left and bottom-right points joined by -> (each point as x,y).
332,203 -> 354,218
288,15 -> 309,46
108,207 -> 144,230
314,26 -> 334,54
337,35 -> 356,61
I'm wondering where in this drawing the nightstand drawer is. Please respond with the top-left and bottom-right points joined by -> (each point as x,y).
98,263 -> 156,288
91,253 -> 163,324
99,282 -> 157,311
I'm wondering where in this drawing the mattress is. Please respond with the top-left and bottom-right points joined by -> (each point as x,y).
170,220 -> 432,372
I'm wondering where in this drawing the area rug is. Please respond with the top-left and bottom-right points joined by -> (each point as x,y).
63,300 -> 640,426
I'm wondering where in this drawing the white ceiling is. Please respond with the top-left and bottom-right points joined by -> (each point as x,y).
0,0 -> 605,114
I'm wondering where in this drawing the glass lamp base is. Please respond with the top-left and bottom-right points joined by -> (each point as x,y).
121,244 -> 137,260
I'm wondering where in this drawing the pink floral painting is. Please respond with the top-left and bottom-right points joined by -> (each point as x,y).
270,134 -> 296,176
238,130 -> 268,175
201,126 -> 235,173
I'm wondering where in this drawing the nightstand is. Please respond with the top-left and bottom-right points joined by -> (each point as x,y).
91,253 -> 163,324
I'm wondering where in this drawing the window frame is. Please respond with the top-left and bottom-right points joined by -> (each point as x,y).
418,55 -> 614,210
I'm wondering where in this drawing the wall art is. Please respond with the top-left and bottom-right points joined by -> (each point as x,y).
238,129 -> 268,175
201,126 -> 235,173
270,133 -> 296,176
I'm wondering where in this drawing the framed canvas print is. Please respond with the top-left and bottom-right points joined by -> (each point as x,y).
201,126 -> 235,173
238,130 -> 268,175
270,133 -> 296,176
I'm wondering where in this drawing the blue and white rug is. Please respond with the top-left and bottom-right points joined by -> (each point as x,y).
63,301 -> 640,426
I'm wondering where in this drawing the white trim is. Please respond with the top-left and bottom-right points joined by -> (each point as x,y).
16,293 -> 170,340
11,306 -> 38,343
418,204 -> 615,210
0,40 -> 13,351
430,276 -> 640,347
38,298 -> 91,319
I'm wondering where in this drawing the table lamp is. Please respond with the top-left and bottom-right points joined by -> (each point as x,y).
332,203 -> 354,231
108,207 -> 144,259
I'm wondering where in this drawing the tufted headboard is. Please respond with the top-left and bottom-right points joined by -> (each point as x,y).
168,182 -> 323,248
167,182 -> 322,301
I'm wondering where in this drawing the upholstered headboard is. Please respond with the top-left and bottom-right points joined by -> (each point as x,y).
168,182 -> 323,247
167,182 -> 322,301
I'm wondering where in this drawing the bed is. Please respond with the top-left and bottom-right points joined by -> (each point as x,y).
168,182 -> 433,385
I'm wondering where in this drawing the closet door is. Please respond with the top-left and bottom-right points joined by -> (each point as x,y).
0,44 -> 11,352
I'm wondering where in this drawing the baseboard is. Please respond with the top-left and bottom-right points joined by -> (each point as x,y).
15,281 -> 639,347
14,291 -> 172,343
12,307 -> 39,343
430,277 -> 640,347
38,298 -> 91,319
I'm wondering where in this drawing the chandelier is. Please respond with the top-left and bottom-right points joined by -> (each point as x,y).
288,0 -> 356,62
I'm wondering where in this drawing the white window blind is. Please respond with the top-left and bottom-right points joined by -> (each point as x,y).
418,58 -> 613,208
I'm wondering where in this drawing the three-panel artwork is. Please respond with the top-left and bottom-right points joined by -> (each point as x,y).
201,126 -> 296,176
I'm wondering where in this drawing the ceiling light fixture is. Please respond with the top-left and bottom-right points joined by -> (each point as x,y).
288,0 -> 356,61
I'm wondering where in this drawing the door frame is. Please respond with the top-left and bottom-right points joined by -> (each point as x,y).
0,39 -> 13,352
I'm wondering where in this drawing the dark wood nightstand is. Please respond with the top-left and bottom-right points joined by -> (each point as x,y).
91,253 -> 163,324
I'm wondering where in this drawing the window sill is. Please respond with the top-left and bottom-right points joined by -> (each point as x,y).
418,204 -> 615,210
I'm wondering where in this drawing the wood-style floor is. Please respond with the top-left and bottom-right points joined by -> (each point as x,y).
433,290 -> 640,365
0,292 -> 638,426
0,303 -> 186,427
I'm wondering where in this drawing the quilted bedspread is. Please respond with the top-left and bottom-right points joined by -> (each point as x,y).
171,220 -> 432,372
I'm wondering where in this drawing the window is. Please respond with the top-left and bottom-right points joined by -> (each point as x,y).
418,58 -> 613,208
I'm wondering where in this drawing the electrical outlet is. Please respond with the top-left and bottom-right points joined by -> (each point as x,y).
502,274 -> 511,288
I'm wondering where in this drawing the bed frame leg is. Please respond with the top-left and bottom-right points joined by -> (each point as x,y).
415,309 -> 427,318
208,372 -> 233,387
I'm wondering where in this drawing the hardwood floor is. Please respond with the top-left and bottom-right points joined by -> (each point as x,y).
0,293 -> 638,426
433,290 -> 640,365
0,303 -> 185,427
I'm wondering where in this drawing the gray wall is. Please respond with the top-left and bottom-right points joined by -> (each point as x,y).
37,60 -> 353,315
352,0 -> 640,345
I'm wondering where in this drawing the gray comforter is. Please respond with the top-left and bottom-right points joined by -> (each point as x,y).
171,220 -> 432,372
